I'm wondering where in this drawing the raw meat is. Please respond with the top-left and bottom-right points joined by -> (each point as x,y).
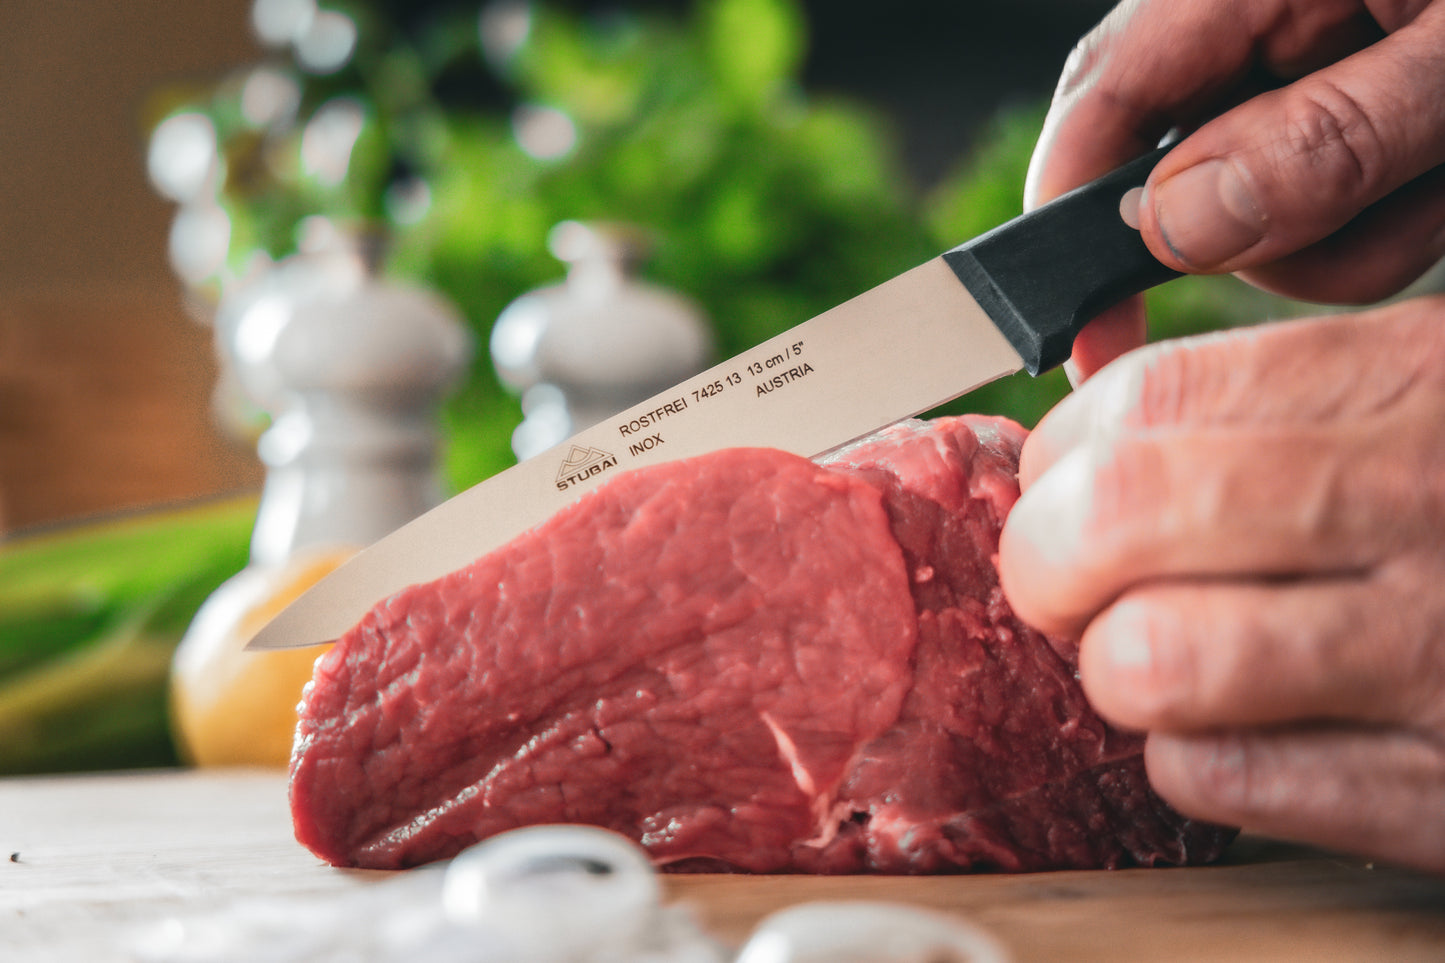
290,415 -> 1235,872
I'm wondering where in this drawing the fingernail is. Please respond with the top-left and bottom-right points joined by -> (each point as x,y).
1153,159 -> 1266,269
1118,186 -> 1144,231
1009,447 -> 1093,569
1104,603 -> 1154,669
1179,733 -> 1250,796
1062,356 -> 1083,389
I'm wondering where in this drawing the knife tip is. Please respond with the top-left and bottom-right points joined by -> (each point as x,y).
243,609 -> 336,651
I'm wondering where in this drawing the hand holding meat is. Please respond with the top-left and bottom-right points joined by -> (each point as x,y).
999,298 -> 1445,873
1029,0 -> 1445,380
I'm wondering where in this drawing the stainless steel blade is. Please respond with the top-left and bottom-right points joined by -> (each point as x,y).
247,255 -> 1023,649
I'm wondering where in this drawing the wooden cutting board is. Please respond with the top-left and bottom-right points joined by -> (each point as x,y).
2,768 -> 1443,961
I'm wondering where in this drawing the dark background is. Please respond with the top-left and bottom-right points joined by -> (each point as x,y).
801,0 -> 1113,186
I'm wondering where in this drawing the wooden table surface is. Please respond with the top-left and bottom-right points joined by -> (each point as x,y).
3,768 -> 1444,961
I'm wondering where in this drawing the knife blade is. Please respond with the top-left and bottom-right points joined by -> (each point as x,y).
247,145 -> 1180,650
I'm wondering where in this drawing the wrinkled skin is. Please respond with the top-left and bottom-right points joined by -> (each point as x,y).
999,0 -> 1445,873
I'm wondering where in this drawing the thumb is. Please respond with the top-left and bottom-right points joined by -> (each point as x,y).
1140,10 -> 1445,274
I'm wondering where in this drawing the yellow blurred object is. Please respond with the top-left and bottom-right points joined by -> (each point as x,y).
170,546 -> 356,767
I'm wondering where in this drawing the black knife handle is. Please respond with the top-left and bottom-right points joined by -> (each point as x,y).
941,144 -> 1181,375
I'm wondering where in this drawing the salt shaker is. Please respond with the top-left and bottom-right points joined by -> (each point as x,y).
491,221 -> 713,461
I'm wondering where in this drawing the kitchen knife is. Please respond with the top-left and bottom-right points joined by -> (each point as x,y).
247,145 -> 1180,650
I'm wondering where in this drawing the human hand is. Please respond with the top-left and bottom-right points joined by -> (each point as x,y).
997,295 -> 1445,872
1029,0 -> 1445,381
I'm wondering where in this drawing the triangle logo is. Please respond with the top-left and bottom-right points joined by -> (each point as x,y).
555,445 -> 618,489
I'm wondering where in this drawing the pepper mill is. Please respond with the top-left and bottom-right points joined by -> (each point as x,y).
490,221 -> 713,461
235,225 -> 473,563
171,222 -> 473,767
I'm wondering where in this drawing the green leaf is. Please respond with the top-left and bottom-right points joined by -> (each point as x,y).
702,0 -> 807,111
926,101 -> 1048,247
0,500 -> 254,774
0,499 -> 255,617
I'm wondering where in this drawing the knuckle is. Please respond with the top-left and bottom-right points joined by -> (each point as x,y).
1116,594 -> 1202,725
1319,302 -> 1445,406
1055,0 -> 1140,102
1375,297 -> 1445,403
1124,331 -> 1257,431
1054,35 -> 1101,102
1406,295 -> 1445,388
1275,78 -> 1391,207
1130,341 -> 1206,429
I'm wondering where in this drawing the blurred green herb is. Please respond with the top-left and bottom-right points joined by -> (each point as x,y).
0,501 -> 254,774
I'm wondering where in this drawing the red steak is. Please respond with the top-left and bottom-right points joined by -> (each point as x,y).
290,415 -> 1234,872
